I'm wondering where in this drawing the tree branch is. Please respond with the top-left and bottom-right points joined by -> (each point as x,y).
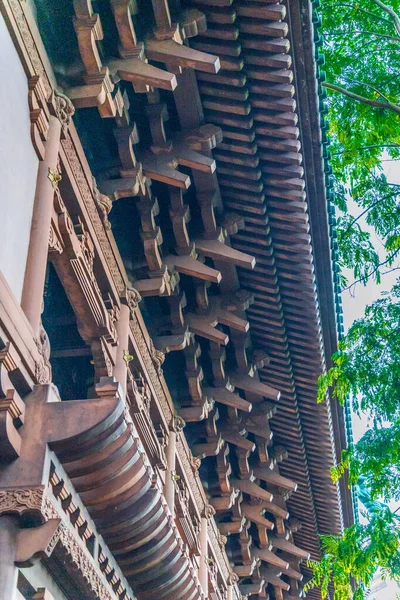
325,30 -> 400,42
344,201 -> 385,233
344,78 -> 391,103
332,144 -> 400,156
344,193 -> 398,233
334,3 -> 393,24
370,0 -> 400,37
323,82 -> 400,114
345,249 -> 400,291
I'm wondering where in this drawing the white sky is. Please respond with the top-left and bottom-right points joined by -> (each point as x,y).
340,156 -> 400,599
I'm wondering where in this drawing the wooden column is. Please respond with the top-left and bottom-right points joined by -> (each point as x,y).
21,91 -> 74,336
0,516 -> 18,600
164,416 -> 184,516
199,515 -> 208,597
164,427 -> 177,516
21,114 -> 62,335
113,302 -> 130,398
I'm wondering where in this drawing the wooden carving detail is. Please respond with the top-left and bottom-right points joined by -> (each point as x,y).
61,135 -> 125,293
92,176 -> 112,231
60,528 -> 114,600
0,344 -> 25,459
28,76 -> 50,159
34,322 -> 52,385
15,519 -> 63,567
0,488 -> 45,517
51,89 -> 75,131
50,197 -> 119,380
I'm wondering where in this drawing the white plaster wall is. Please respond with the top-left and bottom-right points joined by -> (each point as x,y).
0,13 -> 39,302
19,563 -> 69,600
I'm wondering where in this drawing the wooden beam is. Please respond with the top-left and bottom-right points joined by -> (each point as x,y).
252,467 -> 298,493
146,39 -> 220,73
270,536 -> 310,560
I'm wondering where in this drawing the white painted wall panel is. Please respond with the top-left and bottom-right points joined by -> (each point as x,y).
0,13 -> 39,302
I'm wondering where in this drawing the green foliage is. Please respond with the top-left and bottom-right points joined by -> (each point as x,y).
332,423 -> 400,501
318,280 -> 400,501
305,509 -> 400,600
318,281 -> 400,422
310,280 -> 400,597
309,3 -> 400,598
321,0 -> 400,284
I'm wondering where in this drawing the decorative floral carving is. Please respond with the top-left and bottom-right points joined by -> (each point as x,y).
172,415 -> 186,433
41,496 -> 60,520
60,528 -> 114,600
190,455 -> 201,472
217,530 -> 228,547
0,487 -> 44,516
204,503 -> 216,519
48,225 -> 63,254
62,135 -> 125,293
228,572 -> 239,586
126,287 -> 142,312
129,317 -> 172,419
35,322 -> 52,385
52,90 -> 75,129
92,176 -> 112,230
150,340 -> 165,376
45,521 -> 66,557
74,218 -> 95,276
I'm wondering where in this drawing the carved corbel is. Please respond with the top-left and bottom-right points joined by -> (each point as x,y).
228,572 -> 240,586
110,0 -> 140,54
73,7 -> 104,75
92,176 -> 112,230
220,212 -> 246,237
150,340 -> 165,376
50,205 -> 120,380
66,68 -> 118,118
0,344 -> 25,460
179,9 -> 207,40
49,90 -> 75,137
99,165 -> 146,201
125,286 -> 142,314
179,395 -> 214,423
171,415 -> 186,434
98,124 -> 147,201
174,123 -> 222,153
204,503 -> 216,520
192,433 -> 223,459
108,0 -> 178,92
185,311 -> 229,346
28,76 -> 51,159
153,327 -> 191,354
15,519 -> 63,567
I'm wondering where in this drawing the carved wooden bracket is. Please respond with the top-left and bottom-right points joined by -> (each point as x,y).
0,344 -> 25,460
28,76 -> 50,159
50,195 -> 119,380
15,518 -> 62,567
